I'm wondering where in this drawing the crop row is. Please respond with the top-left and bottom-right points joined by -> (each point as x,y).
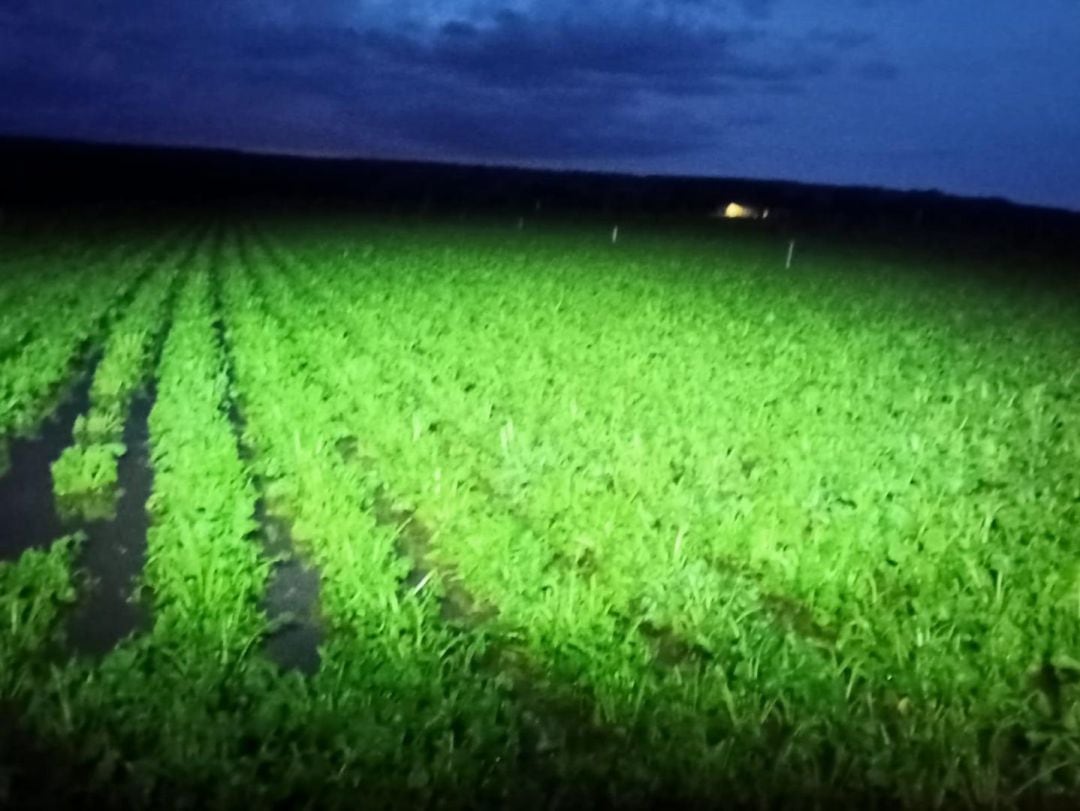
218,226 -> 535,803
236,228 -> 832,797
0,230 -> 180,474
142,241 -> 268,656
247,219 -> 1080,800
50,240 -> 189,520
0,217 -> 1077,806
0,225 -> 135,357
0,236 -> 279,802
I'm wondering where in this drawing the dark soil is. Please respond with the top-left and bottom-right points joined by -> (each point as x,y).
0,360 -> 94,562
257,499 -> 323,675
210,297 -> 323,675
372,488 -> 499,626
66,393 -> 155,656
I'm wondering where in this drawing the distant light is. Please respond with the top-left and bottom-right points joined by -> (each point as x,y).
721,202 -> 762,219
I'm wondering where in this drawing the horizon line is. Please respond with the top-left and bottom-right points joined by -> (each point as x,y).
1,128 -> 1078,217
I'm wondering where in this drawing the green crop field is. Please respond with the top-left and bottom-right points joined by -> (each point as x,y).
1,214 -> 1079,808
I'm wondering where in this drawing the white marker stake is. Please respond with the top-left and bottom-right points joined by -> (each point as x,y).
786,239 -> 795,269
517,216 -> 524,230
612,225 -> 619,244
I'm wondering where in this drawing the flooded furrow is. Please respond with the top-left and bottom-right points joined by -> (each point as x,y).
65,393 -> 154,656
255,500 -> 322,674
0,355 -> 97,562
209,297 -> 323,674
63,264 -> 188,656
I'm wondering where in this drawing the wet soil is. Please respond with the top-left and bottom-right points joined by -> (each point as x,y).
65,394 -> 154,656
0,362 -> 94,562
372,488 -> 499,626
257,500 -> 323,675
211,307 -> 323,675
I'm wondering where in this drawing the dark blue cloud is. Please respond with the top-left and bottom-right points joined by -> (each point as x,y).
807,28 -> 876,50
0,0 -> 1077,209
739,0 -> 783,20
357,13 -> 836,91
0,3 -> 854,163
856,59 -> 900,81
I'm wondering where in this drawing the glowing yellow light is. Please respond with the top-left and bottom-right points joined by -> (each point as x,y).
723,202 -> 760,219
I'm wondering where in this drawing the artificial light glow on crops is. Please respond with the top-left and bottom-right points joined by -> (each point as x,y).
1,214 -> 1079,808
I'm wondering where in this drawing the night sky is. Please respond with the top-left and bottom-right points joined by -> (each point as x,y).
2,1 -> 1078,211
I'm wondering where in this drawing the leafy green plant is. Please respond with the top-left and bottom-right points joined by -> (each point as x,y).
0,534 -> 81,693
0,231 -> 172,450
2,217 -> 1079,807
47,254 -> 180,520
50,442 -> 126,520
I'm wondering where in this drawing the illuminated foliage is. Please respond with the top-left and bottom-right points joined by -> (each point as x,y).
1,216 -> 1079,807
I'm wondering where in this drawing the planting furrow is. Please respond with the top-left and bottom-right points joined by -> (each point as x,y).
242,235 -> 547,618
249,225 -> 1080,802
50,243 -> 187,521
247,237 -> 673,643
0,358 -> 98,562
237,234 -> 726,789
62,237 -> 206,656
221,229 -> 589,802
273,231 -> 1080,803
209,231 -> 322,674
0,230 -> 178,475
221,230 -> 441,641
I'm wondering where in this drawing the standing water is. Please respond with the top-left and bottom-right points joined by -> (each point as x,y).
0,361 -> 95,561
66,393 -> 154,656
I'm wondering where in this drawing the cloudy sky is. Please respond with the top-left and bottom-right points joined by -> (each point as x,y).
2,1 -> 1078,210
